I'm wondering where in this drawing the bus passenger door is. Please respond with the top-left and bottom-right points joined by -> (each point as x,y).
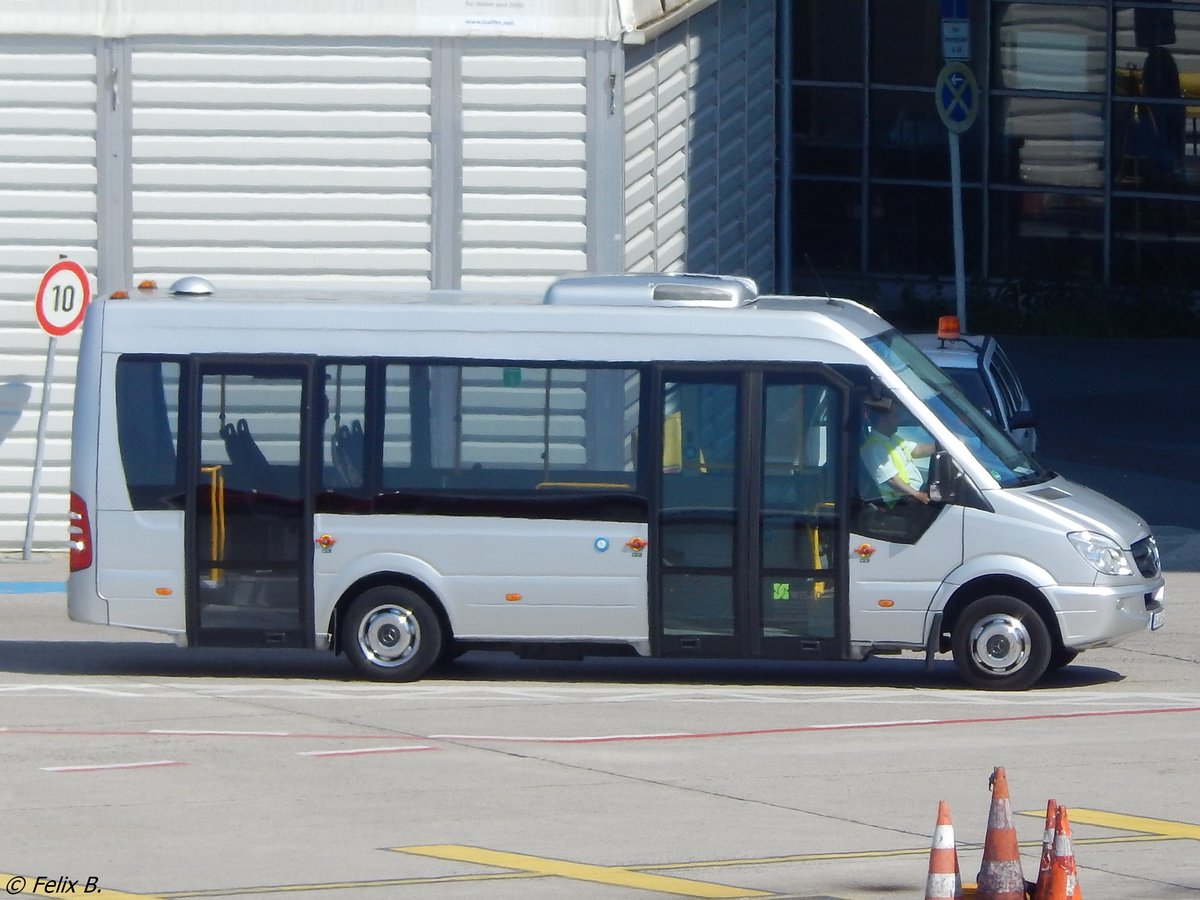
187,360 -> 315,648
654,369 -> 849,660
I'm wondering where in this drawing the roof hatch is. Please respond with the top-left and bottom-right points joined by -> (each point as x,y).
543,273 -> 758,308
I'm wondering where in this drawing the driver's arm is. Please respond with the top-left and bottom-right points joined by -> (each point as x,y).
886,475 -> 930,504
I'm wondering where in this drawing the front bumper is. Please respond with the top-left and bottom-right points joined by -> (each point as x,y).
1047,579 -> 1166,650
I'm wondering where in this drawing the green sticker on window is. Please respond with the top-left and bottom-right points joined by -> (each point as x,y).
772,582 -> 791,601
502,367 -> 522,387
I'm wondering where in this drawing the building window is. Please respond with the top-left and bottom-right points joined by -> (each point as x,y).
781,0 -> 1200,295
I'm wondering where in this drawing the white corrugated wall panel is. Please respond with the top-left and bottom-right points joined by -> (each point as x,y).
130,42 -> 435,290
622,1 -> 775,287
460,47 -> 590,290
0,38 -> 97,552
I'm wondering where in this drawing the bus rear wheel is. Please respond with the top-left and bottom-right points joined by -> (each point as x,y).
951,594 -> 1051,691
341,586 -> 442,682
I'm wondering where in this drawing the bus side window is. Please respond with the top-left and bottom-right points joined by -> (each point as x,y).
323,363 -> 369,491
115,357 -> 183,509
332,420 -> 365,488
220,418 -> 270,480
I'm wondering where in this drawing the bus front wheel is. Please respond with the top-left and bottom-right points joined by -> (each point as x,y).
951,594 -> 1051,691
341,586 -> 443,682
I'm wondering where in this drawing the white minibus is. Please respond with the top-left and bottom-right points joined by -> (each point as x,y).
68,273 -> 1165,689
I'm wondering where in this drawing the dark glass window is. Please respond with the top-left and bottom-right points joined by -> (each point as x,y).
792,0 -> 864,82
993,4 -> 1108,93
1113,8 -> 1200,196
792,87 -> 864,177
872,89 -> 985,181
115,357 -> 182,509
382,363 -> 640,494
992,97 -> 1105,188
790,180 -> 862,277
868,184 -> 983,275
783,1 -> 1200,292
322,363 -> 367,490
990,189 -> 1103,280
1112,196 -> 1200,285
869,0 -> 945,86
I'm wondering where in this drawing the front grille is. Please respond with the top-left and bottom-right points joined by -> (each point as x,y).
1132,535 -> 1161,578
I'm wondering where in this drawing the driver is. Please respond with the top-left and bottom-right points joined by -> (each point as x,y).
862,396 -> 935,505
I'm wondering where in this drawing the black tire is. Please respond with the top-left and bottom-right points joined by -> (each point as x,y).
340,586 -> 443,682
951,594 -> 1051,691
1047,645 -> 1080,672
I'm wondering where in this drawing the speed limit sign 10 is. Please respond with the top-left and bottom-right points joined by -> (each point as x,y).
35,259 -> 92,337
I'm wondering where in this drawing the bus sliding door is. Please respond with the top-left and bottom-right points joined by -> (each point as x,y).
187,359 -> 315,648
654,368 -> 848,660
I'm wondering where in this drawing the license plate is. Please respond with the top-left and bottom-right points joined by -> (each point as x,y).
1150,610 -> 1165,631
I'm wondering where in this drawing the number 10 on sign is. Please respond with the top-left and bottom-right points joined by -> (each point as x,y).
35,259 -> 91,336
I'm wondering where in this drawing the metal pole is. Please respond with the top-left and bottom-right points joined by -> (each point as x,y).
23,336 -> 56,559
949,130 -> 967,332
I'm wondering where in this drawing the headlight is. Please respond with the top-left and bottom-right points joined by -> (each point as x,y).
1068,531 -> 1134,576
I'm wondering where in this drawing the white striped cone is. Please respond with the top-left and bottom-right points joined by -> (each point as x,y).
1047,805 -> 1083,900
1033,799 -> 1058,900
976,767 -> 1026,900
925,799 -> 963,900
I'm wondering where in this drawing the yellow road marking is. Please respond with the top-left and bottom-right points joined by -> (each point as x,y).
158,872 -> 539,897
1020,808 -> 1200,840
0,874 -> 159,898
396,845 -> 771,898
14,813 -> 1199,900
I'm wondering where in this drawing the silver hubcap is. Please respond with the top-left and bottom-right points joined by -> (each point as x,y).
357,604 -> 419,668
968,613 -> 1031,676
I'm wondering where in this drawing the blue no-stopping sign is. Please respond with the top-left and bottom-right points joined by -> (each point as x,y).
935,62 -> 979,134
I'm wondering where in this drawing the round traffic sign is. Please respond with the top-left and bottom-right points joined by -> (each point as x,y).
35,259 -> 91,336
935,61 -> 979,134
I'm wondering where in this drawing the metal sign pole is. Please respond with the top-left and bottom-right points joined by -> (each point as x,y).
935,59 -> 977,334
949,131 -> 967,332
26,256 -> 90,559
23,336 -> 57,559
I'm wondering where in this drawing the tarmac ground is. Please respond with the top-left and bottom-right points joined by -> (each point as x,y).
0,337 -> 1197,899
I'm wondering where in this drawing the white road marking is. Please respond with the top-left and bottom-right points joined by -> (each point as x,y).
297,745 -> 435,757
150,729 -> 290,736
41,760 -> 185,773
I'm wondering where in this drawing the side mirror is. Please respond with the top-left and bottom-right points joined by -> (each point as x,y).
1008,409 -> 1038,430
927,450 -> 958,504
927,450 -> 991,511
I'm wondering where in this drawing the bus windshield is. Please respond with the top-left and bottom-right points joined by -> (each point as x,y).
864,330 -> 1049,488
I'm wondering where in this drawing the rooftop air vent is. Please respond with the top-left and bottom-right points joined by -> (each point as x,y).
544,273 -> 758,308
169,276 -> 215,297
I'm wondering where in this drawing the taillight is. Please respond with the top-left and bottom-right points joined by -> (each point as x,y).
69,491 -> 93,571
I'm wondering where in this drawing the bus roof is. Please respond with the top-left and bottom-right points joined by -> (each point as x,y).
89,281 -> 892,365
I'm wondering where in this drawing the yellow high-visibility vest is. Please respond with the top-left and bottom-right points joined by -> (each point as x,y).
863,431 -> 914,501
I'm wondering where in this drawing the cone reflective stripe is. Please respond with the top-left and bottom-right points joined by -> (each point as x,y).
976,767 -> 1026,900
925,800 -> 963,900
1032,799 -> 1059,900
1046,805 -> 1083,900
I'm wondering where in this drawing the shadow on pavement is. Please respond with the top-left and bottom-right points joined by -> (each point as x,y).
0,641 -> 1125,690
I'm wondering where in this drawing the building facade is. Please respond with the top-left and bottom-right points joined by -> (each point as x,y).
780,0 -> 1200,297
0,0 -> 775,551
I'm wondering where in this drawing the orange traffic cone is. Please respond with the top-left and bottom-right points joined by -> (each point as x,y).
1045,805 -> 1083,899
925,800 -> 963,900
976,767 -> 1026,900
1031,799 -> 1059,900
